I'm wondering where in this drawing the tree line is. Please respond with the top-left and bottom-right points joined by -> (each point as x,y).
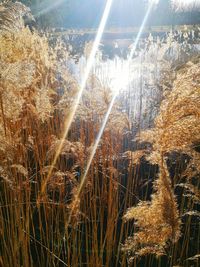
4,0 -> 200,29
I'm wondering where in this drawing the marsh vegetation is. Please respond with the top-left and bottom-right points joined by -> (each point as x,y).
0,1 -> 200,267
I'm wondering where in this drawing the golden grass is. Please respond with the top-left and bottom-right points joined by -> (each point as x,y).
0,2 -> 199,267
123,58 -> 200,265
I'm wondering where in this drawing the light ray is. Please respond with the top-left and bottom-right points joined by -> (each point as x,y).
66,94 -> 117,225
66,0 -> 158,226
34,0 -> 65,18
129,1 -> 155,60
38,0 -> 113,202
148,0 -> 159,7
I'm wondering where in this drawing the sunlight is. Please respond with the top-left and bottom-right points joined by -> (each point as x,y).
111,64 -> 130,92
99,58 -> 131,93
39,0 -> 114,200
66,94 -> 117,226
129,1 -> 157,60
66,0 -> 159,226
110,0 -> 159,93
1,1 -> 200,266
148,0 -> 159,6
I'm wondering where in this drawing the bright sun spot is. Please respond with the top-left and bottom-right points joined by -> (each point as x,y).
110,61 -> 130,93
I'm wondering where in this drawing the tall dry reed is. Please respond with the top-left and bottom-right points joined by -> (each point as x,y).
0,2 -> 199,267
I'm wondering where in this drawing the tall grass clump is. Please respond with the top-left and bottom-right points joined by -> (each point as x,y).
0,2 -> 126,266
123,58 -> 200,266
0,2 -> 80,266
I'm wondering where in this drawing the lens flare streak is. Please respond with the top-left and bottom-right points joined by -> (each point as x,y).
66,95 -> 117,225
38,0 -> 113,201
67,1 -> 158,224
129,2 -> 156,60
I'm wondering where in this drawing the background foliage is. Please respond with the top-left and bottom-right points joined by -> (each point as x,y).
1,0 -> 200,29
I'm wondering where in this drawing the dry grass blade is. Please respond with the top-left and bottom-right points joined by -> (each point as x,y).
0,1 -> 34,33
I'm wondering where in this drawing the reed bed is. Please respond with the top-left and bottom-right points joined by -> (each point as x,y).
0,2 -> 199,267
